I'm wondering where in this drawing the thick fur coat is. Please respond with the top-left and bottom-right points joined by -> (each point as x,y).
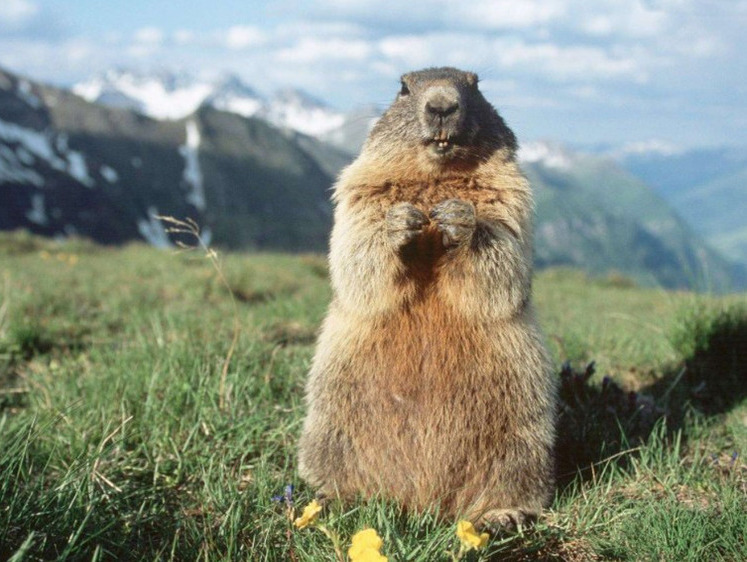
298,67 -> 557,529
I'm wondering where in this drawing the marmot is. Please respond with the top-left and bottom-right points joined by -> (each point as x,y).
298,67 -> 556,530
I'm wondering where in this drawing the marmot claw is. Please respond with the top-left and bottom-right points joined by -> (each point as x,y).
386,202 -> 429,248
430,198 -> 476,248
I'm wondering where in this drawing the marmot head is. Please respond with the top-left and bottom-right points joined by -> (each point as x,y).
365,67 -> 517,169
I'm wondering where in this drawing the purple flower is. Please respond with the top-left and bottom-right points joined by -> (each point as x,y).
272,484 -> 295,505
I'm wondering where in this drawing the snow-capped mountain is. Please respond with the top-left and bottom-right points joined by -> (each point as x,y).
73,69 -> 345,137
206,73 -> 264,118
73,68 -> 215,120
261,88 -> 345,137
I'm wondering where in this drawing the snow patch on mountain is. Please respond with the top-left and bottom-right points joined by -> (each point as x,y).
26,193 -> 48,225
17,79 -> 42,109
137,207 -> 171,248
0,119 -> 97,188
207,74 -> 264,118
74,69 -> 213,120
66,150 -> 95,187
54,133 -> 95,187
0,144 -> 44,186
212,95 -> 262,118
100,165 -> 119,183
180,120 -> 205,211
0,119 -> 66,172
264,89 -> 345,136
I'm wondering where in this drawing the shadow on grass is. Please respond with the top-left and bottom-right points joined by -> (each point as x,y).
555,304 -> 747,488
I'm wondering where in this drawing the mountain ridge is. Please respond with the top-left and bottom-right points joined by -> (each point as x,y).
72,68 -> 347,137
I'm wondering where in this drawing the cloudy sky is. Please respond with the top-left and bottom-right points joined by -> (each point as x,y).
1,0 -> 746,149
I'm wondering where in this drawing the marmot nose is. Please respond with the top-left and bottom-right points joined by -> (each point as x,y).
425,99 -> 458,118
424,87 -> 460,119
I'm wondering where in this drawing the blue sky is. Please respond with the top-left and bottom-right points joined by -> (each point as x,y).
1,0 -> 746,149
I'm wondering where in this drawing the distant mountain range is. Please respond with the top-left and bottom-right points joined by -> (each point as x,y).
1,66 -> 745,292
615,146 -> 747,267
72,69 -> 354,138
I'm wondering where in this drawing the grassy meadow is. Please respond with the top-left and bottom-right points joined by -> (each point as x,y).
0,230 -> 745,561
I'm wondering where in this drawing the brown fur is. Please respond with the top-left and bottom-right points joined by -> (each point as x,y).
298,67 -> 557,529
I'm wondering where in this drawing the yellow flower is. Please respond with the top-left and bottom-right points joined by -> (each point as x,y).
348,528 -> 387,562
293,499 -> 322,529
456,520 -> 489,551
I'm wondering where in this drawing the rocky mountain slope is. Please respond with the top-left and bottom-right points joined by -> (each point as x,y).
0,67 -> 342,251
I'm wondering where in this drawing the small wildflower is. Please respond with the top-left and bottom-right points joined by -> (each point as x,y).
272,484 -> 294,505
293,499 -> 322,529
731,451 -> 739,465
348,528 -> 387,562
456,520 -> 489,551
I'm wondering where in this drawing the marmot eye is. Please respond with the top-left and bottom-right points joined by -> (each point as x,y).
399,82 -> 410,96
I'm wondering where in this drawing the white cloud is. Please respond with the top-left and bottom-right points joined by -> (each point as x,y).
455,0 -> 566,29
134,27 -> 164,45
575,1 -> 668,38
173,29 -> 195,46
494,40 -> 644,81
225,25 -> 266,50
276,37 -> 373,63
308,0 -> 566,30
0,0 -> 38,27
376,33 -> 645,83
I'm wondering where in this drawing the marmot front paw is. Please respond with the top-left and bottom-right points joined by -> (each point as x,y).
430,199 -> 476,248
386,202 -> 429,248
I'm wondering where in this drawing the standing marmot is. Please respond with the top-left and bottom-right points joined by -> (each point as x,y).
298,67 -> 556,530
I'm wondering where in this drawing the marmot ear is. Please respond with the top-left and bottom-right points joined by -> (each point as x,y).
399,74 -> 413,96
465,72 -> 478,87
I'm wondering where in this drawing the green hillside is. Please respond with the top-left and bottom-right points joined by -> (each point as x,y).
1,233 -> 745,560
526,154 -> 744,291
621,148 -> 747,265
676,166 -> 747,263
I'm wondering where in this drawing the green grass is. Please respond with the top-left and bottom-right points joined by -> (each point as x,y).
0,231 -> 745,561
